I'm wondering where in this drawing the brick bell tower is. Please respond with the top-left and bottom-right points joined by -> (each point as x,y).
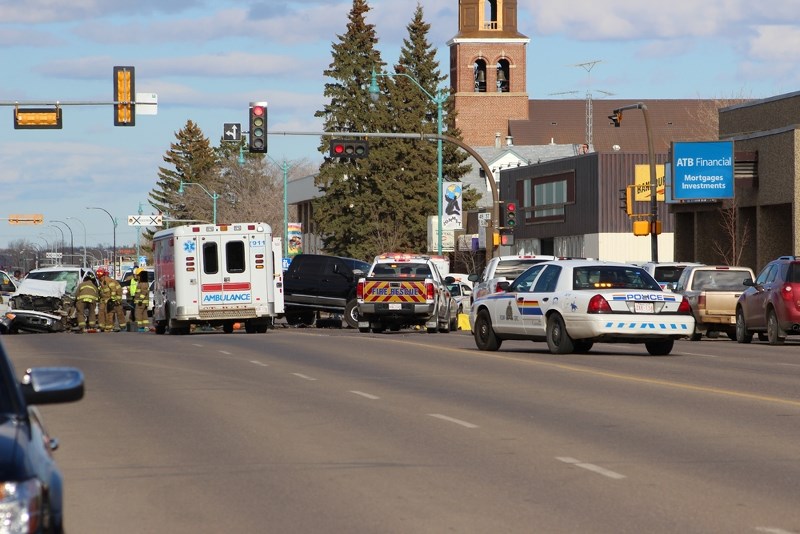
447,0 -> 530,147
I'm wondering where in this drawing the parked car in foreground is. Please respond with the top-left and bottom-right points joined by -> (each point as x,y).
471,259 -> 694,355
736,256 -> 800,345
674,264 -> 755,341
0,342 -> 84,532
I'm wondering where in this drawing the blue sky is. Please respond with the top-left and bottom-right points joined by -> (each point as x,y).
1,0 -> 798,250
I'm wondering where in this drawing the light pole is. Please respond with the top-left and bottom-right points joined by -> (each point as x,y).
87,207 -> 117,274
369,68 -> 448,255
178,181 -> 219,225
67,216 -> 87,268
51,220 -> 74,264
48,225 -> 64,260
610,103 -> 659,262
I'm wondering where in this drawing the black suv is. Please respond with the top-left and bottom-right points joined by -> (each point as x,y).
283,254 -> 370,328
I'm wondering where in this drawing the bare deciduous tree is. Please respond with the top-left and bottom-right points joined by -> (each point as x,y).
712,197 -> 751,266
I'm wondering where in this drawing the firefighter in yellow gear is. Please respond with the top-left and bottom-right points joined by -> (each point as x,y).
75,271 -> 99,333
96,267 -> 124,332
133,269 -> 150,332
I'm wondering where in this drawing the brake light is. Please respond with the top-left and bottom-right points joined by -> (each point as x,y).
780,284 -> 794,301
357,281 -> 364,300
678,297 -> 692,314
697,294 -> 706,310
426,282 -> 435,301
587,294 -> 612,314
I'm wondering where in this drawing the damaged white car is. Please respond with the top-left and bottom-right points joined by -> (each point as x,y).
1,266 -> 91,334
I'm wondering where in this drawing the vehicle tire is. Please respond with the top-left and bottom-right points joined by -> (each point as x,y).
439,309 -> 451,333
245,321 -> 257,334
546,313 -> 574,354
223,322 -> 234,334
358,326 -> 370,333
767,309 -> 786,345
726,331 -> 736,341
343,299 -> 360,329
645,339 -> 674,356
735,308 -> 753,344
155,321 -> 166,335
450,313 -> 458,332
473,310 -> 501,351
573,340 -> 594,353
689,327 -> 702,341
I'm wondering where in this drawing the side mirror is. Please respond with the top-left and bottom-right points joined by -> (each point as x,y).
468,273 -> 479,282
743,278 -> 755,287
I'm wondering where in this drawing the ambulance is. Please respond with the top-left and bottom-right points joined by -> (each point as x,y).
152,222 -> 284,334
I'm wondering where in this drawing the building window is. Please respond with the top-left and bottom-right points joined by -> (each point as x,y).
496,59 -> 509,92
474,60 -> 487,92
523,172 -> 575,223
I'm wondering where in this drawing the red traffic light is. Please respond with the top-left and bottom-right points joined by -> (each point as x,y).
252,106 -> 265,117
329,139 -> 369,159
507,202 -> 516,212
332,143 -> 345,155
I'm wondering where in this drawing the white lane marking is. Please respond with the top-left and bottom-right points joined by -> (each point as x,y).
292,373 -> 317,381
427,413 -> 478,429
219,350 -> 232,355
755,527 -> 796,534
250,360 -> 269,367
556,457 -> 626,480
350,390 -> 380,400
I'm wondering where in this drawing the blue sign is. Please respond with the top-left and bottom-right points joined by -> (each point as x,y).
672,141 -> 734,200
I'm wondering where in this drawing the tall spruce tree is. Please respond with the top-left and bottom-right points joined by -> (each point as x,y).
313,0 -> 394,261
388,3 -> 474,253
147,121 -> 218,239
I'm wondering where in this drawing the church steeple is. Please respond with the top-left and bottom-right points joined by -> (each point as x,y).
448,0 -> 530,146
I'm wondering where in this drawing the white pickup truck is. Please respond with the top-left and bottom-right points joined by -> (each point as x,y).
469,254 -> 557,304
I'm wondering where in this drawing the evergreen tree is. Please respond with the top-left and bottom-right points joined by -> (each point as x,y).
313,0 -> 391,260
147,121 -> 218,240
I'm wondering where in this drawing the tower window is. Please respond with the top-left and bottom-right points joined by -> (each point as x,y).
474,60 -> 487,93
497,59 -> 510,92
484,0 -> 499,30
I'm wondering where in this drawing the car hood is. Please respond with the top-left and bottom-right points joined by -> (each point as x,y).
12,279 -> 67,298
0,416 -> 26,481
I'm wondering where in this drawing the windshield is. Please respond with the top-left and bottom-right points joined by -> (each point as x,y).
27,270 -> 81,295
573,266 -> 661,291
495,259 -> 549,280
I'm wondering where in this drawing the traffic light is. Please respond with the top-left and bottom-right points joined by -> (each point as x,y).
249,102 -> 268,153
14,107 -> 62,129
619,186 -> 633,217
113,66 -> 135,126
608,110 -> 622,127
504,202 -> 517,228
330,139 -> 369,159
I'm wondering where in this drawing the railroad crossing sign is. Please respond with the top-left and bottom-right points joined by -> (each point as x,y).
128,214 -> 163,226
223,123 -> 242,141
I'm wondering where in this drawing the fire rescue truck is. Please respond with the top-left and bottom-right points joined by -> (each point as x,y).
152,222 -> 284,334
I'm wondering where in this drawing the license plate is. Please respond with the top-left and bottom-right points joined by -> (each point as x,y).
634,302 -> 654,313
389,303 -> 402,310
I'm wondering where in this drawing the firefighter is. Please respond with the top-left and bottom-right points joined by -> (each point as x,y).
97,267 -> 124,332
75,271 -> 99,333
133,269 -> 150,332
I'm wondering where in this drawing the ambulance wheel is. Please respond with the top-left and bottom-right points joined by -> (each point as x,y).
245,321 -> 256,333
223,322 -> 234,334
155,321 -> 166,335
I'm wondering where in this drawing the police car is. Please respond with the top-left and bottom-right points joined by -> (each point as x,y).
470,259 -> 695,356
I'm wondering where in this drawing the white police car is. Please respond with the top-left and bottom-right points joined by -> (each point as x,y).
470,259 -> 695,356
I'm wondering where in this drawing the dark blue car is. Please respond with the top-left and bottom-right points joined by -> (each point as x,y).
0,344 -> 83,533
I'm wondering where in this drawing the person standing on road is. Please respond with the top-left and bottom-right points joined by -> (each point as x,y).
97,267 -> 124,332
133,269 -> 150,332
75,271 -> 99,333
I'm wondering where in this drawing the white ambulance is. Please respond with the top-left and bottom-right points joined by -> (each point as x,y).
152,222 -> 284,334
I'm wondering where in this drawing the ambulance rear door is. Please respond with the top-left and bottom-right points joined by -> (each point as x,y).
197,233 -> 253,311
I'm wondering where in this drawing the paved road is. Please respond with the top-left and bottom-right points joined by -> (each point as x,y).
5,329 -> 800,533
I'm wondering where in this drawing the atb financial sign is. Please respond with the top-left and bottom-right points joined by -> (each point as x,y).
672,141 -> 734,200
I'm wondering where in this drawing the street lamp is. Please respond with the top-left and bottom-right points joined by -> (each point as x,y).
610,103 -> 659,262
87,207 -> 117,275
48,225 -> 64,260
369,68 -> 448,255
66,216 -> 87,268
51,220 -> 74,264
178,180 -> 219,225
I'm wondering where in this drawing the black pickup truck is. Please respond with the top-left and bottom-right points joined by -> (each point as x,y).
283,254 -> 370,328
